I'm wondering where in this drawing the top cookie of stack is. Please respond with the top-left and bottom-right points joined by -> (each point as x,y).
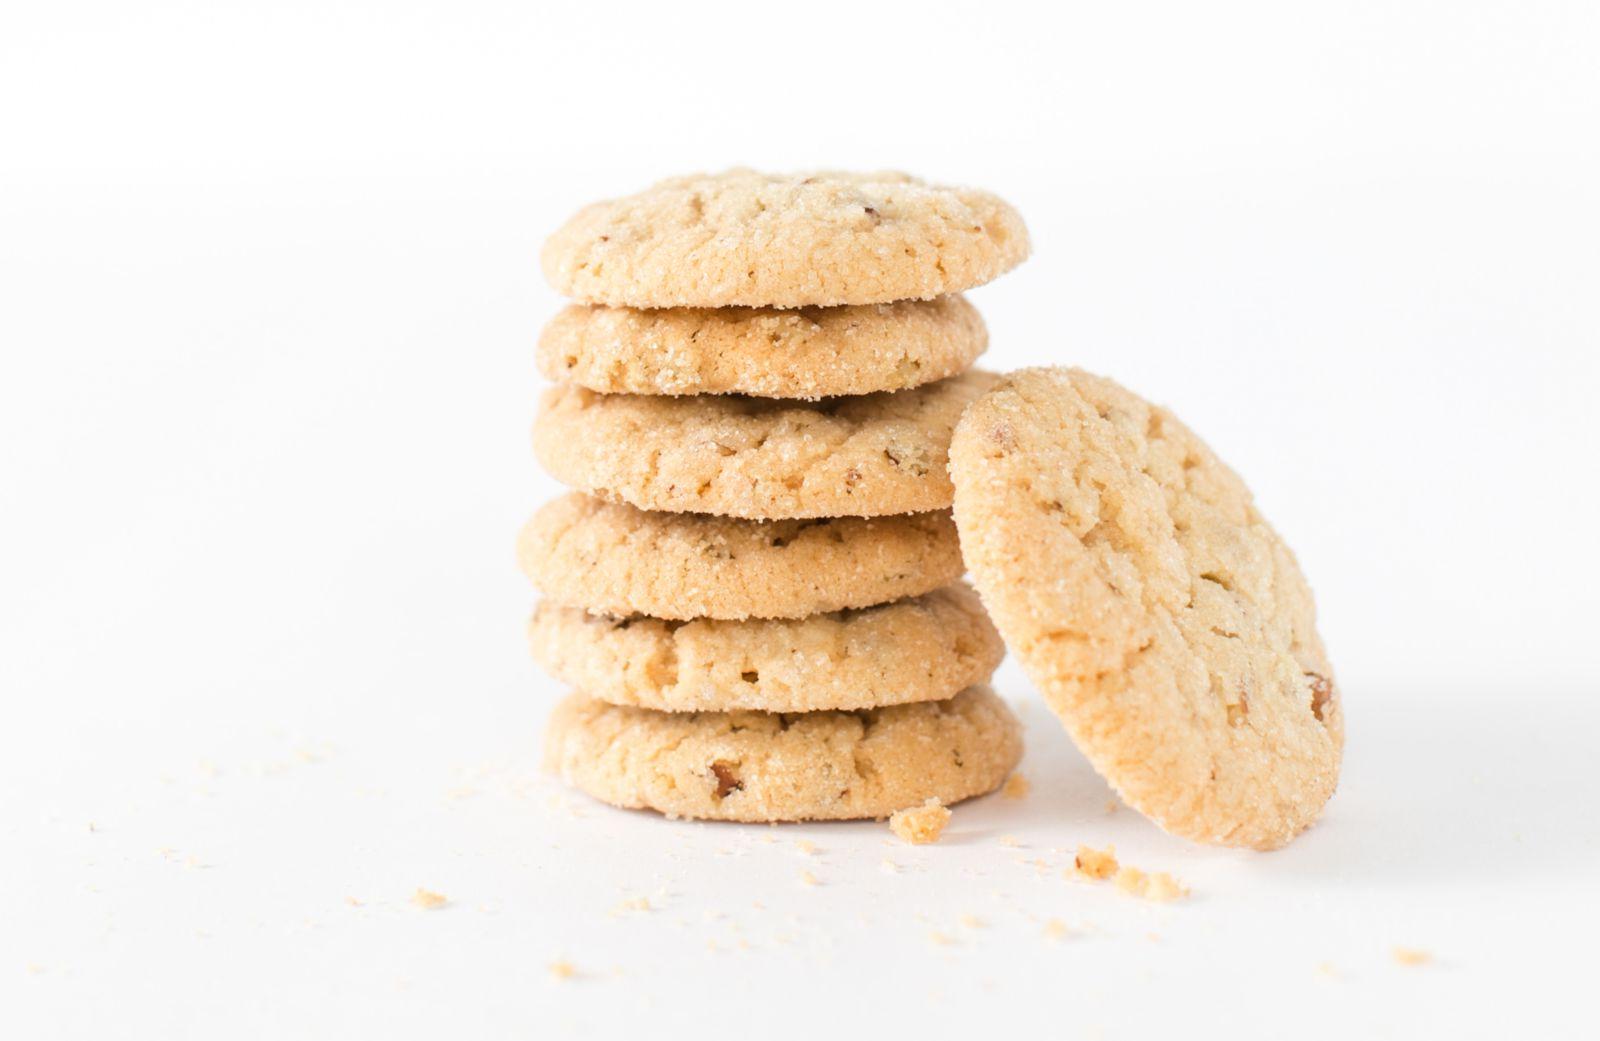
526,169 -> 1029,822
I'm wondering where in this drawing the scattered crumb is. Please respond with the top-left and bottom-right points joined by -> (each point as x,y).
796,840 -> 817,856
1143,872 -> 1187,902
345,896 -> 363,907
879,858 -> 899,874
960,914 -> 986,929
1074,844 -> 1119,880
609,896 -> 652,916
1393,947 -> 1432,967
1043,919 -> 1069,941
799,870 -> 819,887
928,930 -> 957,946
1317,962 -> 1339,979
889,798 -> 951,845
1113,866 -> 1189,901
1002,772 -> 1030,799
411,888 -> 448,910
998,834 -> 1021,847
1105,798 -> 1119,814
1073,848 -> 1187,900
548,960 -> 577,981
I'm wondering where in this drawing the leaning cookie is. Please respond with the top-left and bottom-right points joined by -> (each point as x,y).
517,494 -> 965,620
528,585 -> 1003,713
534,371 -> 996,519
949,367 -> 1342,850
543,685 -> 1022,821
542,169 -> 1029,309
537,296 -> 986,400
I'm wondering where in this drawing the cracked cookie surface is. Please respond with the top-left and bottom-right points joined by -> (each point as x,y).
949,367 -> 1342,850
538,295 -> 986,399
517,494 -> 965,620
528,584 -> 1003,713
541,169 -> 1029,308
534,371 -> 996,519
543,685 -> 1022,821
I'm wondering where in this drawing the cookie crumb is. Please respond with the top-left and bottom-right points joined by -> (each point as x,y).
1002,772 -> 1030,799
960,914 -> 986,929
796,840 -> 817,856
1105,798 -> 1119,814
889,798 -> 951,845
1043,919 -> 1069,941
1113,866 -> 1147,895
998,834 -> 1021,847
345,896 -> 363,907
879,858 -> 899,874
609,896 -> 651,916
1144,872 -> 1188,902
548,960 -> 577,981
1113,866 -> 1189,901
928,930 -> 957,946
411,888 -> 448,910
799,870 -> 819,887
1393,947 -> 1432,966
1074,844 -> 1118,880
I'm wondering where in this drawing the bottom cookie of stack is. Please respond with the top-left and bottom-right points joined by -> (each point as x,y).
543,685 -> 1022,822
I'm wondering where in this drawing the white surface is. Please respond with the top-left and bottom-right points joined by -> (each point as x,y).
3,2 -> 1598,1037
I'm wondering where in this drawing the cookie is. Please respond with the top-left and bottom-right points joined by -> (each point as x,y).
541,169 -> 1029,308
537,296 -> 986,400
517,493 -> 965,620
533,371 -> 996,519
543,685 -> 1023,821
948,367 -> 1342,850
527,584 -> 1003,713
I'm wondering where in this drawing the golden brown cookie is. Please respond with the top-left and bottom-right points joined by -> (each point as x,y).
948,367 -> 1342,850
543,685 -> 1023,821
517,494 -> 965,620
527,584 -> 1003,713
542,169 -> 1029,308
533,371 -> 996,519
537,296 -> 986,399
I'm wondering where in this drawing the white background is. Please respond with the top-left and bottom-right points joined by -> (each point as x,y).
4,2 -> 1598,1037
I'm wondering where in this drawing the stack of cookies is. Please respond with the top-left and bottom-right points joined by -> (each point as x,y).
520,170 -> 1031,822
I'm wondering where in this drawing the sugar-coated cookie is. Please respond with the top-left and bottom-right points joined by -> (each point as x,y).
527,584 -> 1003,713
949,367 -> 1342,850
542,169 -> 1029,308
534,372 -> 996,519
517,494 -> 965,620
543,685 -> 1022,821
538,296 -> 986,400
